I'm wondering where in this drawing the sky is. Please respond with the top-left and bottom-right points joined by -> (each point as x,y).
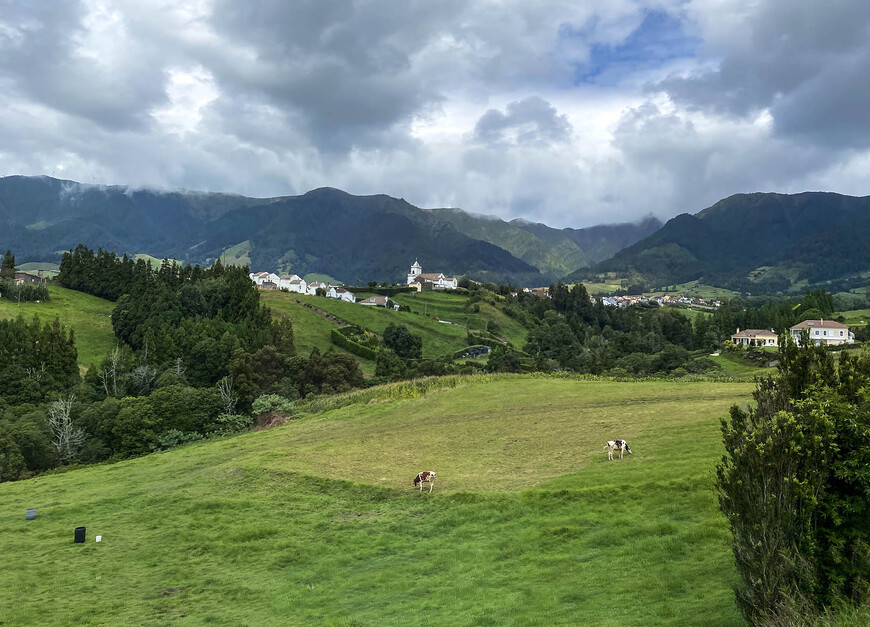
1,0 -> 869,228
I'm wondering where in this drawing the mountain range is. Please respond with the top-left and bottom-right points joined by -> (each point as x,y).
577,192 -> 870,293
3,176 -> 868,292
0,175 -> 657,286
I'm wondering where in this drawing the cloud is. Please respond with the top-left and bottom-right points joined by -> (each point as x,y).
473,97 -> 572,146
0,0 -> 869,230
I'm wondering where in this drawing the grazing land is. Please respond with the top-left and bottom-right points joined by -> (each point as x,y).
0,285 -> 115,369
260,294 -> 376,375
0,376 -> 753,625
836,309 -> 870,326
262,291 -> 473,359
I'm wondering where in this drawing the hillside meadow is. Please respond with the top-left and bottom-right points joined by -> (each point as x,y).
261,291 -> 475,359
0,284 -> 115,370
1,376 -> 755,625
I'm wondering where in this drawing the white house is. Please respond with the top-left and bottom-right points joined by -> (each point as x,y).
277,274 -> 307,293
405,260 -> 457,289
326,286 -> 356,303
789,319 -> 854,346
250,271 -> 280,287
306,281 -> 326,295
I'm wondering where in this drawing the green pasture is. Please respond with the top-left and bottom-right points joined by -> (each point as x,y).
392,290 -> 528,347
0,285 -> 115,370
134,254 -> 183,269
260,294 -> 375,375
581,281 -> 623,295
707,351 -> 773,377
0,377 -> 754,625
656,281 -> 738,300
836,309 -> 870,326
265,292 -> 470,359
664,305 -> 713,321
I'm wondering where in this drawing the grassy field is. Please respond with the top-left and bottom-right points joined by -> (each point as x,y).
836,309 -> 870,326
0,285 -> 115,369
392,290 -> 528,347
264,292 -> 471,359
707,351 -> 774,377
17,261 -> 61,278
260,294 -> 375,375
0,376 -> 754,625
656,281 -> 739,300
134,254 -> 183,268
581,281 -> 623,295
664,305 -> 713,321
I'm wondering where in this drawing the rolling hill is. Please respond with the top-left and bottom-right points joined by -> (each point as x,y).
582,192 -> 870,293
0,376 -> 752,625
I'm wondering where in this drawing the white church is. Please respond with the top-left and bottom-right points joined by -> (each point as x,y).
406,259 -> 458,290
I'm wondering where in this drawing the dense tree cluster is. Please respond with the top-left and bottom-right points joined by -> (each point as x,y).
717,335 -> 870,624
0,315 -> 78,405
511,283 -> 699,376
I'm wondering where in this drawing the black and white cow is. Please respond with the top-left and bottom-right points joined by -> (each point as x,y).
413,471 -> 436,492
605,440 -> 632,461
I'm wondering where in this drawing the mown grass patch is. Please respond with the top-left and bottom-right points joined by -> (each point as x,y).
0,285 -> 115,369
0,377 -> 752,625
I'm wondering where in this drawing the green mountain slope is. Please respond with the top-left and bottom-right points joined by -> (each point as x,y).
583,192 -> 870,293
428,207 -> 661,278
0,176 -> 660,287
0,376 -> 751,625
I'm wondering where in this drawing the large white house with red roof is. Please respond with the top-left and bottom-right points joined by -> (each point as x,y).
789,319 -> 854,346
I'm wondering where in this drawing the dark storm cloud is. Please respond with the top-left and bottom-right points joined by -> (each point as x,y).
655,0 -> 870,147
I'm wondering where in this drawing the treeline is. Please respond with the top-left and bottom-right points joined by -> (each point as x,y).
507,283 -> 706,376
1,245 -> 301,481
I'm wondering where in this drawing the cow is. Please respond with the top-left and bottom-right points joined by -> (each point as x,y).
605,440 -> 632,461
413,471 -> 436,492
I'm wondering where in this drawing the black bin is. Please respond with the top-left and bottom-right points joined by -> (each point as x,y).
74,527 -> 86,543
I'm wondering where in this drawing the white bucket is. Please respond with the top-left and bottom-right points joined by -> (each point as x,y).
95,535 -> 102,542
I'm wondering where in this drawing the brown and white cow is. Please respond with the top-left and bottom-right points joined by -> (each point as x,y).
605,440 -> 632,461
413,471 -> 436,492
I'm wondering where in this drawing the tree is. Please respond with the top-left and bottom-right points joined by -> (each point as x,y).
716,334 -> 870,624
217,376 -> 238,415
47,394 -> 85,464
383,323 -> 423,359
0,250 -> 14,279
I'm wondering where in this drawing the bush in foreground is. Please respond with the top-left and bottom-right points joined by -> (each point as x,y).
716,334 -> 870,625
